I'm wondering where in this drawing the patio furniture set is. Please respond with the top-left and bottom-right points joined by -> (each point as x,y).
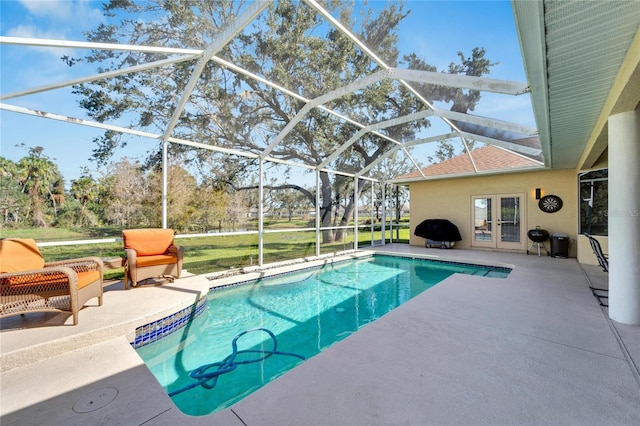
0,228 -> 183,325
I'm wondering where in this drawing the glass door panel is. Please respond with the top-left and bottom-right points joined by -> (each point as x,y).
472,196 -> 495,248
497,193 -> 525,250
500,196 -> 520,243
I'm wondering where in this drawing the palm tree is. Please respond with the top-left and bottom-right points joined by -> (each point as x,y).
70,171 -> 99,227
16,146 -> 63,227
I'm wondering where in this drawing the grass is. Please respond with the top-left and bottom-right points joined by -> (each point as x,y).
2,226 -> 124,241
2,224 -> 411,280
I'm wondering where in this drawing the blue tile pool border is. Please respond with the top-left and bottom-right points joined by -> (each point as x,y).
130,295 -> 208,349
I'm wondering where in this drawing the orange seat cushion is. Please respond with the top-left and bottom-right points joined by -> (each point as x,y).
123,229 -> 175,256
0,239 -> 45,273
136,254 -> 178,268
0,270 -> 99,296
1,274 -> 68,296
77,270 -> 101,289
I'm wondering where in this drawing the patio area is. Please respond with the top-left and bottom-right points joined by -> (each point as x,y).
1,245 -> 639,425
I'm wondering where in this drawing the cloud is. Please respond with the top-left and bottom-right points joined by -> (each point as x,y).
17,0 -> 104,34
19,0 -> 76,21
6,24 -> 67,40
4,1 -> 105,74
5,23 -> 76,64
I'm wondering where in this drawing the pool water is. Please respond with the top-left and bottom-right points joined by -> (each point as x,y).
135,255 -> 510,415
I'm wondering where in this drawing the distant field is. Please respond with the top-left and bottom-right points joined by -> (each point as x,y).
2,225 -> 410,280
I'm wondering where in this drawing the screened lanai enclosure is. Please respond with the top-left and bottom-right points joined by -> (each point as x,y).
0,0 -> 542,268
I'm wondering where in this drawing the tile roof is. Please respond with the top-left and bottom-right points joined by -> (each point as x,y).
398,145 -> 541,179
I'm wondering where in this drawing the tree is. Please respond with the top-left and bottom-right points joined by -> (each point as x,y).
193,186 -> 230,232
270,186 -> 311,222
387,184 -> 408,240
101,159 -> 149,227
146,164 -> 199,232
427,139 -> 458,164
191,156 -> 249,232
225,190 -> 250,231
69,169 -> 100,227
13,146 -> 64,227
0,157 -> 29,227
70,0 -> 495,242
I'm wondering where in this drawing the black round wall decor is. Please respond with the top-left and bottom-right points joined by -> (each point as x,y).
538,195 -> 563,213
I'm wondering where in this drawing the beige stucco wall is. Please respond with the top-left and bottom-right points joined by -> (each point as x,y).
408,169 -> 578,257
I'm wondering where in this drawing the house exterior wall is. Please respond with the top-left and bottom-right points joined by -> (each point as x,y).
408,168 -> 578,257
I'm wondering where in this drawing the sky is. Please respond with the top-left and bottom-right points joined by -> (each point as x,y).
0,0 -> 533,185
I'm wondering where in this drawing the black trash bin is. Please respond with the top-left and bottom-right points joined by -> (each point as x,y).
550,232 -> 569,258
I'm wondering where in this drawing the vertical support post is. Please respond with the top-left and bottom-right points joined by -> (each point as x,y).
315,169 -> 321,258
370,182 -> 375,245
354,177 -> 359,250
396,185 -> 401,241
389,183 -> 392,243
381,182 -> 386,245
608,109 -> 640,325
258,158 -> 264,266
161,138 -> 168,229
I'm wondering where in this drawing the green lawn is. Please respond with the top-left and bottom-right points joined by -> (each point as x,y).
2,225 -> 410,280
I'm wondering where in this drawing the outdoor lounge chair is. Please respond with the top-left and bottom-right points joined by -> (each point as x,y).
585,233 -> 608,272
0,238 -> 103,325
122,228 -> 184,289
584,233 -> 608,307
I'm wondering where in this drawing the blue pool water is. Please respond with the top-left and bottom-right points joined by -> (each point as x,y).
135,255 -> 510,415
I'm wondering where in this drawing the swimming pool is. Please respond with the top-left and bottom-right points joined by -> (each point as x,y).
135,254 -> 510,416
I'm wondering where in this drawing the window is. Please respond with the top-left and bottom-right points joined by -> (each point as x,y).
579,169 -> 608,236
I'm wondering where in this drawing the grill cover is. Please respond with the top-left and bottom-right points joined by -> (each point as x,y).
414,219 -> 462,242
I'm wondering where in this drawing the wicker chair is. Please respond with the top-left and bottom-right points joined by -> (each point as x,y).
0,238 -> 103,325
122,228 -> 184,289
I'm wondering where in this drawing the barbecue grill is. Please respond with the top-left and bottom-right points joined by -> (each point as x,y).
414,219 -> 462,249
527,227 -> 550,256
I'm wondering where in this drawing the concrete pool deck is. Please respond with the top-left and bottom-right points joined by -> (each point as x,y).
1,245 -> 639,425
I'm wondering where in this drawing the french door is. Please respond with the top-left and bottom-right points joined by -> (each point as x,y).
471,193 -> 526,250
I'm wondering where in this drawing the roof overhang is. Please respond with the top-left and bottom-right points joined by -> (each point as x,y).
512,0 -> 640,170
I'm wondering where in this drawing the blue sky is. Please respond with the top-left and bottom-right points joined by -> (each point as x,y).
0,0 -> 532,184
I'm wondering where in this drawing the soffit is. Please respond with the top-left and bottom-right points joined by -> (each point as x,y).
513,0 -> 640,170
